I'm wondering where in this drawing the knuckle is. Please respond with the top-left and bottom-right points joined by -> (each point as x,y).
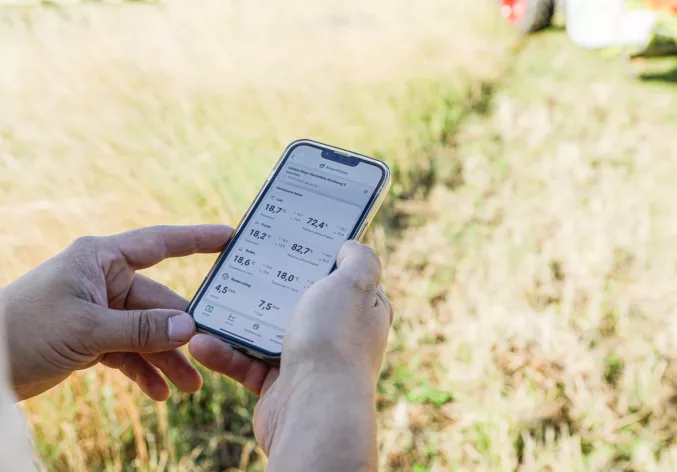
357,245 -> 382,275
342,239 -> 361,252
360,243 -> 377,259
368,250 -> 383,276
80,306 -> 102,334
69,236 -> 100,252
129,310 -> 155,348
339,271 -> 376,294
352,248 -> 382,292
145,225 -> 172,241
148,225 -> 173,240
62,237 -> 105,292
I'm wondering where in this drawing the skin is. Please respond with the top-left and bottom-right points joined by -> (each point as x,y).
0,226 -> 393,471
0,294 -> 36,471
0,225 -> 233,401
190,240 -> 393,471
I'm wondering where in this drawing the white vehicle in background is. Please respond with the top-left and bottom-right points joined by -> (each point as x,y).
497,0 -> 677,55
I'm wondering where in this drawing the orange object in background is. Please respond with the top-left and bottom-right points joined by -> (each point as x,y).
645,0 -> 677,13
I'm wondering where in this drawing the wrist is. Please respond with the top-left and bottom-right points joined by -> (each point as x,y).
280,366 -> 376,413
262,369 -> 378,472
0,286 -> 7,319
287,353 -> 377,383
0,286 -> 9,359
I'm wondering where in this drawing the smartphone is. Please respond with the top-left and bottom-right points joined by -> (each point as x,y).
187,139 -> 391,362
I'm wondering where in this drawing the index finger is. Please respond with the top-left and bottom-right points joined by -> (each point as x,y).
189,334 -> 277,396
111,225 -> 233,270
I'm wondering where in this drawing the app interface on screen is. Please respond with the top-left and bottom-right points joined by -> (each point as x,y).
193,144 -> 384,353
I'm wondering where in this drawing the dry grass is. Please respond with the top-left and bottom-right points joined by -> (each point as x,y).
1,0 -> 509,470
378,35 -> 677,470
4,0 -> 677,470
0,0 -> 502,269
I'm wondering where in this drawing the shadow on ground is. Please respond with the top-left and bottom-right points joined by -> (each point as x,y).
640,67 -> 677,84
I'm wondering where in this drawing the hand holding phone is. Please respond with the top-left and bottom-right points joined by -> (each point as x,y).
188,140 -> 390,361
189,240 -> 393,464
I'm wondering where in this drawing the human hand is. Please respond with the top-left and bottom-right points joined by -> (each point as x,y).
189,241 -> 393,469
0,225 -> 233,401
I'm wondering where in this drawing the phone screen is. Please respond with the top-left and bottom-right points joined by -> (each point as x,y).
191,142 -> 387,355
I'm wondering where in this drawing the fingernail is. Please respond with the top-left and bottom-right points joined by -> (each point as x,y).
168,314 -> 195,342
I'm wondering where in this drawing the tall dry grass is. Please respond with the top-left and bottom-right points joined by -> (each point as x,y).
1,1 -> 508,470
8,0 -> 677,470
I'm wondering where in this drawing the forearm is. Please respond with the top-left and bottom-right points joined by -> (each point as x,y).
0,286 -> 38,470
266,372 -> 378,472
0,285 -> 42,401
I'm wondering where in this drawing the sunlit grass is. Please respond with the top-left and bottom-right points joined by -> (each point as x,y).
1,1 -> 508,470
378,33 -> 677,470
7,0 -> 677,470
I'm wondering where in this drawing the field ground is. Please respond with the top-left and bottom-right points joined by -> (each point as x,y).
2,0 -> 677,470
381,29 -> 677,471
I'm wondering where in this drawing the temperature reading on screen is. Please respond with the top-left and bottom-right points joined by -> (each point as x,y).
193,143 -> 385,353
265,204 -> 285,214
276,271 -> 296,282
233,256 -> 253,266
249,229 -> 269,240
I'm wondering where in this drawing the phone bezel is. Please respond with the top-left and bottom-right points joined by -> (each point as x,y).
187,139 -> 391,362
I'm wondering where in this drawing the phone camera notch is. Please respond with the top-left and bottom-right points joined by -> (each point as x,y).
320,148 -> 359,167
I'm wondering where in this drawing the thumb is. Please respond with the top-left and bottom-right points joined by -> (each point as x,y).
91,307 -> 196,353
334,240 -> 382,292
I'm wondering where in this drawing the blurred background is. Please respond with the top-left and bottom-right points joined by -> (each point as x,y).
2,0 -> 677,470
